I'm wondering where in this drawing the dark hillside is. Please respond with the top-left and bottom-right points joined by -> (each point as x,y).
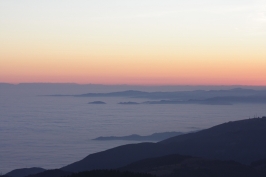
62,117 -> 266,172
252,158 -> 266,172
61,143 -> 177,172
6,168 -> 45,177
120,154 -> 264,177
25,169 -> 71,177
68,170 -> 154,177
160,117 -> 266,164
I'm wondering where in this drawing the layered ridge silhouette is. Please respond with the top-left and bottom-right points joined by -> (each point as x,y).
61,117 -> 266,172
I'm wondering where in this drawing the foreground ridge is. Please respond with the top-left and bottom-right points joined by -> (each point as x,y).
61,117 -> 266,172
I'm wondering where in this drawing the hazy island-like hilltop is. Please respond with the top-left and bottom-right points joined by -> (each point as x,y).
118,102 -> 140,105
88,101 -> 106,104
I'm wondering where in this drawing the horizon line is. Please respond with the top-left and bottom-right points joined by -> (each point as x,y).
1,82 -> 266,87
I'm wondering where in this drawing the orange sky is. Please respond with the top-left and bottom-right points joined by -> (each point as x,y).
1,1 -> 266,85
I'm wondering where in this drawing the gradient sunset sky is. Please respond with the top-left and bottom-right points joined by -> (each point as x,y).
1,0 -> 266,85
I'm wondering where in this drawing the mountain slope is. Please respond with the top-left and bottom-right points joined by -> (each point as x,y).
68,170 -> 154,177
62,117 -> 266,172
25,169 -> 71,177
6,168 -> 45,177
160,117 -> 266,163
120,154 -> 265,177
61,143 -> 177,172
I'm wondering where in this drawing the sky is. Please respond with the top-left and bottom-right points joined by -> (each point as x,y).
1,0 -> 266,85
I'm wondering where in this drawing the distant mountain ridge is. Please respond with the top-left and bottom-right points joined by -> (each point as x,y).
144,95 -> 266,105
76,88 -> 266,99
47,88 -> 266,105
93,132 -> 184,141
